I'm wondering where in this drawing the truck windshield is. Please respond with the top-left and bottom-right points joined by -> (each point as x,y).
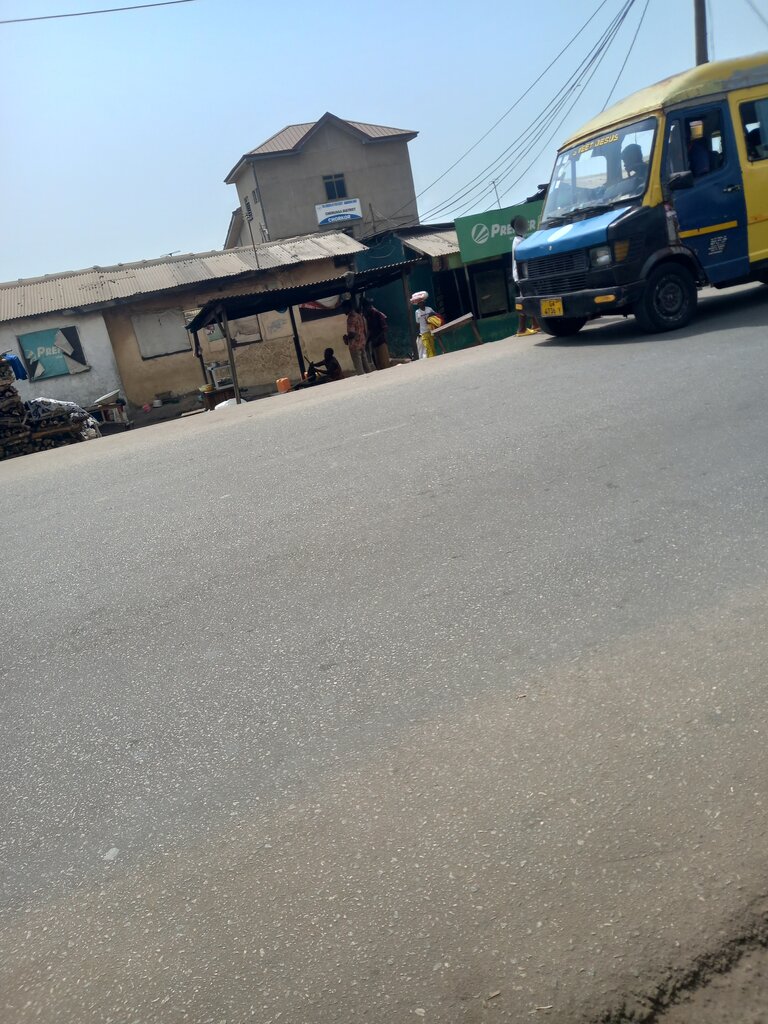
541,116 -> 657,225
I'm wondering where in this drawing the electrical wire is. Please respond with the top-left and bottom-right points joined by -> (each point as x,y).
602,0 -> 651,109
442,81 -> 583,219
0,0 -> 196,25
450,10 -> 635,218
418,0 -> 636,222
486,9 -> 634,209
744,0 -> 768,31
497,17 -> 633,204
383,0 -> 616,224
395,0 -> 634,225
417,0 -> 634,220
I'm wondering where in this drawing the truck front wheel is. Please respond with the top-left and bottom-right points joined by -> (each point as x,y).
634,263 -> 697,333
539,316 -> 587,338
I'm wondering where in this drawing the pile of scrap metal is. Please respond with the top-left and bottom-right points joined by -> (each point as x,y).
0,356 -> 101,461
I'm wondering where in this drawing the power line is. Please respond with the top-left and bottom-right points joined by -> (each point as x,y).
497,13 -> 633,204
744,0 -> 768,30
418,0 -> 636,221
490,6 -> 635,207
383,0 -> 616,223
0,0 -> 196,25
602,0 -> 651,109
443,82 -> 584,219
418,0 -> 634,220
430,7 -> 632,224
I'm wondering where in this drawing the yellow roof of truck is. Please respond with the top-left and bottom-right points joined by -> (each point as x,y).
562,51 -> 768,149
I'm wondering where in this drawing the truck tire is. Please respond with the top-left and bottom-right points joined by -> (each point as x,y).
634,263 -> 697,333
540,316 -> 587,338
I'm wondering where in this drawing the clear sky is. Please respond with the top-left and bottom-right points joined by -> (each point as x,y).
0,0 -> 766,281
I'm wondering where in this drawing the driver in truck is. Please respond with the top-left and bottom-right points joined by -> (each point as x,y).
604,143 -> 647,199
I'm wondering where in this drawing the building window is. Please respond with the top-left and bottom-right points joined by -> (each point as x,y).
323,174 -> 347,201
131,309 -> 192,359
243,196 -> 253,222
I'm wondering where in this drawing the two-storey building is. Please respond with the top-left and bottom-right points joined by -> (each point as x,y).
224,112 -> 419,248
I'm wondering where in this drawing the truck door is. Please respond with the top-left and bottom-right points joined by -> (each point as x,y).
664,101 -> 749,284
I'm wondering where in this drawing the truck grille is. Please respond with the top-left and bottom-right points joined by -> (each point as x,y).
524,248 -> 588,295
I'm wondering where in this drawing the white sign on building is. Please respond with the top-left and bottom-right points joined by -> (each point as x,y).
315,197 -> 363,227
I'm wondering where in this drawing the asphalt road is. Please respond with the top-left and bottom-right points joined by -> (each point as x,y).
2,285 -> 768,1024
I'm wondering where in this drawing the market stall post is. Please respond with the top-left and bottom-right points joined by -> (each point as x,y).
192,329 -> 208,384
400,269 -> 419,361
184,260 -> 424,385
216,307 -> 242,405
288,305 -> 306,380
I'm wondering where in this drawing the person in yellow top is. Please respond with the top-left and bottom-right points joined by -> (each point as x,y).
411,292 -> 439,358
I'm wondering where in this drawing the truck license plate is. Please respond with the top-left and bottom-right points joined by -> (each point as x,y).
540,298 -> 564,317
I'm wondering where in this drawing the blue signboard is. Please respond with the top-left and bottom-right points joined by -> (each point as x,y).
315,197 -> 363,227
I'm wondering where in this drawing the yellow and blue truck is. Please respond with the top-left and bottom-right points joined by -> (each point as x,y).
515,53 -> 768,336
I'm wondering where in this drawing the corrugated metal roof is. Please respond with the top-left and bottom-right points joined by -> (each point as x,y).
0,232 -> 367,324
248,122 -> 316,155
186,259 -> 422,333
246,115 -> 416,157
398,229 -> 459,259
346,121 -> 418,140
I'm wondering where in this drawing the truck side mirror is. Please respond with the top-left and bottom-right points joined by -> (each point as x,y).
668,170 -> 694,191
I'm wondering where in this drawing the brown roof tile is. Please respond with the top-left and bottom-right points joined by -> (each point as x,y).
225,113 -> 417,181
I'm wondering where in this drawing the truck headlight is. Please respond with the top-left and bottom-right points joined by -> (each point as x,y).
590,245 -> 612,268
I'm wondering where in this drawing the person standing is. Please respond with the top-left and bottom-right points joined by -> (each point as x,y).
361,297 -> 390,370
511,216 -> 539,337
411,291 -> 438,358
342,299 -> 373,375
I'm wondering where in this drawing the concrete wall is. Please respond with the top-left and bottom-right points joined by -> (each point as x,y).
102,260 -> 357,408
234,165 -> 270,245
0,310 -> 124,407
234,122 -> 418,241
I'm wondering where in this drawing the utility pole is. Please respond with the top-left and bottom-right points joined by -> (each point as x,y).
694,0 -> 709,65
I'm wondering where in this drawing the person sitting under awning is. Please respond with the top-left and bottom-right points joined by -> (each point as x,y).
314,347 -> 344,382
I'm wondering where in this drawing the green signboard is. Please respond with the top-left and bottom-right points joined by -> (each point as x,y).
455,200 -> 543,264
17,325 -> 89,380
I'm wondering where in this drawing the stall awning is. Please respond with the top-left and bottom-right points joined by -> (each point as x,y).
185,258 -> 422,333
396,230 -> 459,259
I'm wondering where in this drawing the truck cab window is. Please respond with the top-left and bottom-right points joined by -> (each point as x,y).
684,112 -> 725,177
541,116 -> 657,224
740,98 -> 768,161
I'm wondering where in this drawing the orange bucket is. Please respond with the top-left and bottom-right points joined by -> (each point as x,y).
276,377 -> 292,393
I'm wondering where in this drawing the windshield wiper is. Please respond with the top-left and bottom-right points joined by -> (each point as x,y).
540,214 -> 570,227
542,199 -> 629,226
573,201 -> 621,216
